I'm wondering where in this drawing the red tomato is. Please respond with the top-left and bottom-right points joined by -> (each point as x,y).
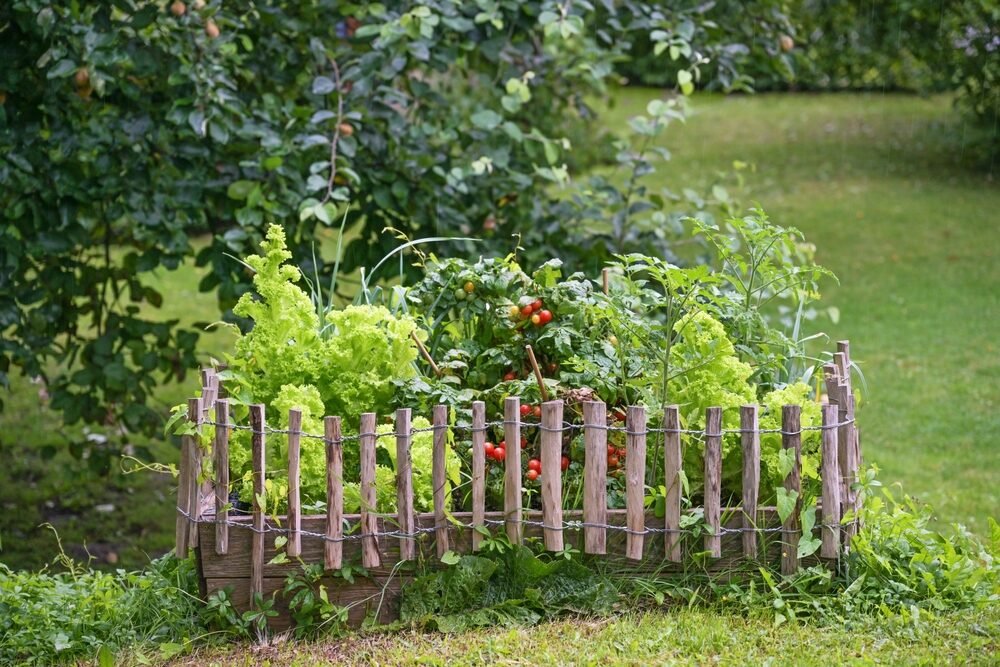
538,309 -> 552,324
607,444 -> 617,456
520,436 -> 528,449
528,458 -> 542,472
494,446 -> 506,462
498,440 -> 506,450
527,469 -> 539,481
613,408 -> 626,422
532,405 -> 542,419
617,447 -> 627,457
485,442 -> 495,457
503,371 -> 517,382
532,299 -> 543,311
531,313 -> 542,326
521,305 -> 534,317
520,404 -> 532,417
561,455 -> 570,471
608,454 -> 619,468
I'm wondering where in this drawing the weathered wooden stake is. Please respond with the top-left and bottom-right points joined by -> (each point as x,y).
740,405 -> 760,558
174,400 -> 195,558
820,402 -> 842,559
471,401 -> 487,551
249,403 -> 266,603
214,399 -> 230,555
324,416 -> 343,571
625,405 -> 647,561
704,407 -> 722,558
186,397 -> 203,549
541,400 -> 564,552
286,408 -> 302,558
395,408 -> 416,561
583,401 -> 607,555
432,405 -> 450,558
663,405 -> 682,562
781,405 -> 802,575
359,412 -> 380,568
503,397 -> 523,544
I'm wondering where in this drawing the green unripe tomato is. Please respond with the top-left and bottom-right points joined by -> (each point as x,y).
454,287 -> 467,301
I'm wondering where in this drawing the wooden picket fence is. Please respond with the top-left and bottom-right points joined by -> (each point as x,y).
175,342 -> 862,629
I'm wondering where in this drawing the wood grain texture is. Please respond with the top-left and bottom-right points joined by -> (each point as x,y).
174,419 -> 192,557
663,405 -> 682,562
740,405 -> 760,558
541,400 -> 564,551
820,403 -> 841,559
503,397 -> 522,544
781,404 -> 802,575
186,397 -> 203,549
395,408 -> 415,561
432,405 -> 449,558
704,406 -> 722,558
324,416 -> 343,571
583,401 -> 607,555
249,403 -> 266,602
625,405 -> 647,561
197,507 -> 793,630
359,412 -> 381,568
286,408 -> 302,558
214,399 -> 230,555
198,508 -> 785,580
471,401 -> 486,552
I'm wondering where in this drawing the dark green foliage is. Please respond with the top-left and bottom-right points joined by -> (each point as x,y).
401,537 -> 618,632
0,0 -> 789,448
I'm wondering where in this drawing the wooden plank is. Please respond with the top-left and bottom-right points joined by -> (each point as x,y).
249,403 -> 266,603
740,405 -> 760,558
625,405 -> 647,561
704,406 -> 722,558
214,399 -> 230,555
186,397 -> 203,549
199,507 -> 793,632
820,403 -> 841,559
432,404 -> 450,558
583,401 -> 607,555
471,401 -> 487,551
324,416 -> 343,571
203,575 -> 404,632
395,408 -> 415,561
663,405 -> 682,562
198,508 -> 786,580
541,400 -> 564,551
174,400 -> 194,557
836,340 -> 862,542
359,412 -> 380,568
845,391 -> 861,540
781,404 -> 802,575
286,408 -> 302,558
503,397 -> 522,544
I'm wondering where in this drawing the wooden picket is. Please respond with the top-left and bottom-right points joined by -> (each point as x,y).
541,400 -> 564,552
703,406 -> 722,558
740,405 -> 760,558
583,401 -> 607,555
781,405 -> 802,575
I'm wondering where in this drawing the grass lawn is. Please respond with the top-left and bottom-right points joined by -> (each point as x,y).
166,605 -> 1000,666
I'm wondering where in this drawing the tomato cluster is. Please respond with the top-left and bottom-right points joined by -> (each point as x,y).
509,297 -> 553,328
519,403 -> 543,419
